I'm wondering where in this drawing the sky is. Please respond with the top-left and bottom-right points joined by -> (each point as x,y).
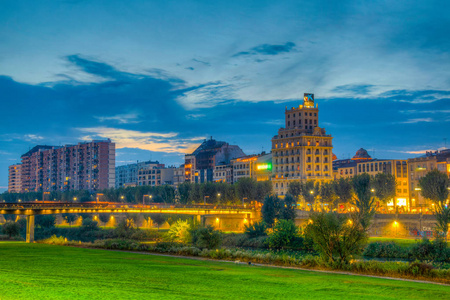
1,0 -> 449,192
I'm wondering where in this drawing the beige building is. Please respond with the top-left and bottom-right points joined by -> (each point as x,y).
138,166 -> 175,186
213,164 -> 233,183
8,164 -> 22,193
408,149 -> 450,209
333,149 -> 409,209
231,155 -> 259,183
271,93 -> 333,195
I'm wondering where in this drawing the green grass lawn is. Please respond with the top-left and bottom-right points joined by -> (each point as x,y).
0,242 -> 449,300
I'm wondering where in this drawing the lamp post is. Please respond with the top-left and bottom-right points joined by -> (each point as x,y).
242,197 -> 248,206
217,193 -> 221,203
204,195 -> 209,205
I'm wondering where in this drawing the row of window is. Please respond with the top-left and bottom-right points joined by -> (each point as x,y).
275,140 -> 329,148
287,112 -> 317,118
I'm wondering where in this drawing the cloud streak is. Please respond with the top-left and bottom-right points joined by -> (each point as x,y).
233,42 -> 297,57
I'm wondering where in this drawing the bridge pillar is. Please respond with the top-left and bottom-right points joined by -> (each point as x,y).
26,215 -> 35,243
195,215 -> 205,226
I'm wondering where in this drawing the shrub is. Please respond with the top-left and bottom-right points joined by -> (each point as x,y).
410,237 -> 450,262
81,218 -> 99,231
36,215 -> 56,229
41,235 -> 68,245
165,220 -> 191,243
267,220 -> 302,249
306,212 -> 368,265
363,242 -> 408,259
1,221 -> 20,238
244,221 -> 267,238
191,225 -> 222,249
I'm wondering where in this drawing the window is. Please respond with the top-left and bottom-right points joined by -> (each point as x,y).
309,113 -> 312,116
288,114 -> 290,118
314,113 -> 317,116
288,121 -> 290,126
293,113 -> 295,117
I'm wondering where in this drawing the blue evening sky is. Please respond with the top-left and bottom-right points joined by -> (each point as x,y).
1,1 -> 449,191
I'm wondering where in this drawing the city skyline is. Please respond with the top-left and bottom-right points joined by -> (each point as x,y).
1,1 -> 449,192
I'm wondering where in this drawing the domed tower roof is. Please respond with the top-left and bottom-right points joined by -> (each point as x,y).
351,148 -> 371,161
332,153 -> 337,161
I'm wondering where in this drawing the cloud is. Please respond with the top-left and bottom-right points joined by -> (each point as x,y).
94,113 -> 141,124
233,42 -> 296,57
192,59 -> 210,66
332,84 -> 374,96
77,127 -> 203,154
399,118 -> 435,124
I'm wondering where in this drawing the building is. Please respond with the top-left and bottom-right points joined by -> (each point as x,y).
271,93 -> 333,195
231,154 -> 259,183
213,164 -> 233,183
253,152 -> 273,182
333,148 -> 409,209
172,164 -> 185,187
408,149 -> 450,209
185,138 -> 246,183
115,161 -> 164,188
20,140 -> 115,193
8,164 -> 22,193
138,166 -> 175,186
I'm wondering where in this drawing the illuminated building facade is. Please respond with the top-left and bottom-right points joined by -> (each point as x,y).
20,140 -> 115,193
253,153 -> 273,182
231,155 -> 259,183
214,164 -> 233,183
271,93 -> 333,195
8,163 -> 22,193
408,149 -> 450,209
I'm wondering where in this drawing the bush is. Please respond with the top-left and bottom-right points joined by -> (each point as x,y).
410,237 -> 450,262
244,222 -> 267,238
191,225 -> 222,249
165,220 -> 191,243
81,218 -> 99,231
363,242 -> 408,259
36,215 -> 56,229
1,221 -> 20,238
267,220 -> 302,249
306,212 -> 368,265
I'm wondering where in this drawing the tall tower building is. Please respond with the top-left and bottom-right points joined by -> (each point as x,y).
271,93 -> 333,195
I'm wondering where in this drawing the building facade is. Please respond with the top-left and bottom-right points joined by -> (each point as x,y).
8,164 -> 22,193
408,149 -> 450,209
20,140 -> 115,193
185,138 -> 246,183
138,166 -> 175,186
115,161 -> 164,188
271,93 -> 333,195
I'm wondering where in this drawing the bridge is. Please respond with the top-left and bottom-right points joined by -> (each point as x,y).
0,201 -> 258,243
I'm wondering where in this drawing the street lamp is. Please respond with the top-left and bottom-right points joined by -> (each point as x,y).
242,197 -> 248,206
73,197 -> 77,201
204,195 -> 209,205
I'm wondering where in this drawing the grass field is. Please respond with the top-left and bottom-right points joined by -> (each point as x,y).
0,243 -> 449,299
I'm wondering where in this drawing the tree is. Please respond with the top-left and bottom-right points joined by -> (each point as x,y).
36,215 -> 56,229
255,181 -> 273,203
301,181 -> 319,210
281,194 -> 296,221
319,181 -> 337,211
372,173 -> 396,208
178,182 -> 192,204
98,214 -> 110,224
166,220 -> 191,243
306,212 -> 368,265
81,218 -> 99,231
244,221 -> 267,238
267,219 -> 301,249
150,214 -> 167,229
2,221 -> 20,238
419,169 -> 450,237
287,181 -> 302,200
334,178 -> 353,211
351,174 -> 376,231
63,213 -> 77,226
190,225 -> 222,249
236,178 -> 257,202
261,194 -> 282,227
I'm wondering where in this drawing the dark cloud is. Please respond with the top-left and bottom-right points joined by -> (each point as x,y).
192,59 -> 210,66
232,42 -> 296,57
332,84 -> 374,95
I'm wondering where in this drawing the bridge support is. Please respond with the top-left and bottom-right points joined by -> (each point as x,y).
195,215 -> 205,226
26,215 -> 35,243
